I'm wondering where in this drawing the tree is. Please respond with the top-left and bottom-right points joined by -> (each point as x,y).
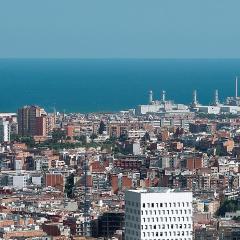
65,173 -> 75,198
119,134 -> 128,142
52,129 -> 66,143
204,204 -> 209,212
216,199 -> 240,216
20,136 -> 35,148
74,135 -> 87,145
10,133 -> 20,142
98,120 -> 106,135
90,133 -> 97,140
143,132 -> 150,141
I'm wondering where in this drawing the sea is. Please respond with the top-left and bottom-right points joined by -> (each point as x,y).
0,59 -> 240,113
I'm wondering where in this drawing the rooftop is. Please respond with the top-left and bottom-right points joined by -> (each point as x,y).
128,187 -> 191,194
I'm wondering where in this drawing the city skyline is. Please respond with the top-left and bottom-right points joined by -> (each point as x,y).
1,1 -> 240,239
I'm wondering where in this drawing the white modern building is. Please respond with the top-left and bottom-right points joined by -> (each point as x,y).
8,175 -> 29,189
125,187 -> 193,240
0,120 -> 10,142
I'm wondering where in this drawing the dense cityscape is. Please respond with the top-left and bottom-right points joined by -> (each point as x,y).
0,86 -> 240,239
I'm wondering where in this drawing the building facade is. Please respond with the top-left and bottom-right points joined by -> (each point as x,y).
125,188 -> 193,240
17,105 -> 52,137
0,119 -> 10,142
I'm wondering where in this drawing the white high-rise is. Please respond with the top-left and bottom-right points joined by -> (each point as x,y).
125,188 -> 193,240
0,120 -> 10,142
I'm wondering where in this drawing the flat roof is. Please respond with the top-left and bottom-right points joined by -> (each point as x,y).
128,187 -> 191,194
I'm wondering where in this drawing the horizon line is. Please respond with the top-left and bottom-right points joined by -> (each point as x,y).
1,57 -> 240,60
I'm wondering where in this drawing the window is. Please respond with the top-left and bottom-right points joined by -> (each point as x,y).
143,203 -> 145,208
160,203 -> 163,207
152,203 -> 154,207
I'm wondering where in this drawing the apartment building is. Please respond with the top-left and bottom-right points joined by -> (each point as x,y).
0,119 -> 10,142
125,187 -> 193,240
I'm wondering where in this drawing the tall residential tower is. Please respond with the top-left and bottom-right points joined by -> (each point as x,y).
17,105 -> 50,137
0,120 -> 10,142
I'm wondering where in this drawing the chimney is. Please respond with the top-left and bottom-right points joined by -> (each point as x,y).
162,90 -> 166,102
149,90 -> 153,104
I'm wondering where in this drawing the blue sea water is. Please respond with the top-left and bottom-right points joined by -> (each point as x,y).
0,59 -> 240,113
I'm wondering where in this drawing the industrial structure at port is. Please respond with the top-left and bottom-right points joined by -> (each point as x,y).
137,77 -> 240,115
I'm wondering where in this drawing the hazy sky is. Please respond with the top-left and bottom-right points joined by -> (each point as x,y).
1,0 -> 240,58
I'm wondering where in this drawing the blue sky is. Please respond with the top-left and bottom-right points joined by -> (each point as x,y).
0,0 -> 240,58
